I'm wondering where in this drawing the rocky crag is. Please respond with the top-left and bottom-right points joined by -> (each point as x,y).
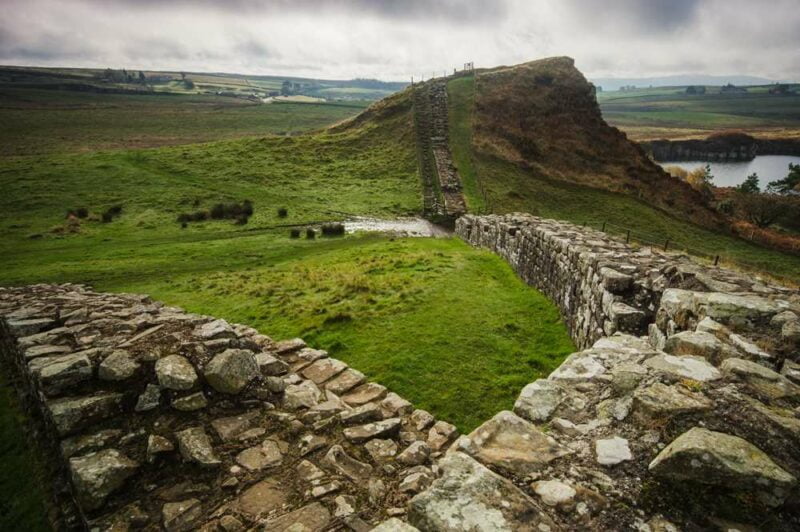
642,135 -> 800,163
3,214 -> 800,530
0,285 -> 458,531
412,79 -> 466,221
454,213 -> 800,529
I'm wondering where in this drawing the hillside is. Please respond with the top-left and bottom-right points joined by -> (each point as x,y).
469,57 -> 725,229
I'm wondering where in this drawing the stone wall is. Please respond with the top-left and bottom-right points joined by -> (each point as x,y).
0,284 -> 457,531
448,213 -> 800,529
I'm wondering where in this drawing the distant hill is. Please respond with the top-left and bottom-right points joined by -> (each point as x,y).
0,65 -> 407,101
591,74 -> 793,91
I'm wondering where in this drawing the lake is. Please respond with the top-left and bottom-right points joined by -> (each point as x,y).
659,155 -> 800,188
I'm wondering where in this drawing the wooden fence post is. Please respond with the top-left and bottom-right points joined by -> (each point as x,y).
625,230 -> 630,244
664,239 -> 670,251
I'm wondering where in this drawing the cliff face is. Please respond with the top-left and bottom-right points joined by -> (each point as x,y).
472,57 -> 725,229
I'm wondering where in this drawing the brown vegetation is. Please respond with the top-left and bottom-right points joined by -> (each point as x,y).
470,57 -> 726,230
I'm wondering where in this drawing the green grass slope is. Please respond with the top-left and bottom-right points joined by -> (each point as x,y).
449,60 -> 800,282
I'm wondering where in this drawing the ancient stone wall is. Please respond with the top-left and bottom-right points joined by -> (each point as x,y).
4,214 -> 800,530
412,79 -> 466,221
0,284 -> 458,531
449,213 -> 800,529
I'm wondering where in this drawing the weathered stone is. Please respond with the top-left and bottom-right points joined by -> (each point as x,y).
344,418 -> 401,444
596,396 -> 632,421
147,434 -> 174,461
365,439 -> 398,463
649,427 -> 796,505
633,382 -> 713,419
664,331 -> 734,364
704,293 -> 783,324
644,354 -> 722,382
342,382 -> 387,406
372,518 -> 419,532
30,352 -> 92,396
98,350 -> 139,381
410,409 -> 435,431
460,411 -> 570,476
782,360 -> 800,385
219,515 -> 244,532
427,420 -> 458,452
595,436 -> 632,466
135,384 -> 161,412
283,379 -> 323,410
514,379 -> 563,422
234,478 -> 288,519
299,433 -> 328,456
172,392 -> 208,411
162,498 -> 202,532
324,368 -> 366,395
721,357 -> 800,402
174,427 -> 220,467
61,429 -> 122,458
211,410 -> 261,442
69,449 -> 139,510
204,348 -> 258,394
400,468 -> 434,494
195,319 -> 235,340
296,459 -> 325,482
262,502 -> 331,531
235,440 -> 283,471
339,402 -> 382,425
600,267 -> 633,293
532,479 -> 577,507
409,452 -> 556,531
301,357 -> 348,384
397,441 -> 431,466
47,393 -> 123,436
254,352 -> 289,376
783,319 -> 800,344
611,363 -> 648,393
382,392 -> 413,416
155,355 -> 198,391
323,444 -> 373,481
24,344 -> 72,361
8,317 -> 56,336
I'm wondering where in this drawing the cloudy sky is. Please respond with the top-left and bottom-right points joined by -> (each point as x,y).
2,0 -> 798,81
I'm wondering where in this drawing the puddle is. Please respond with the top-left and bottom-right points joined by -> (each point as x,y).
344,217 -> 451,238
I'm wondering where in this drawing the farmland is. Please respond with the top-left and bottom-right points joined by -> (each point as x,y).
598,85 -> 800,140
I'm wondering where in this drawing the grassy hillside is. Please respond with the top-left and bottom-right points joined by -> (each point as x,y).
447,61 -> 800,282
598,86 -> 800,140
0,87 -> 368,156
0,82 -> 576,434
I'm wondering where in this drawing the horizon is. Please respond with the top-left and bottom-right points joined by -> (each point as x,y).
2,0 -> 798,82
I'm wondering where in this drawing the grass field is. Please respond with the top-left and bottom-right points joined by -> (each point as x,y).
598,86 -> 800,140
447,75 -> 487,213
0,88 -> 369,156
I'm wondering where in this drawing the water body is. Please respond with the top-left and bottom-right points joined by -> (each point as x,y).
344,217 -> 451,237
660,155 -> 800,188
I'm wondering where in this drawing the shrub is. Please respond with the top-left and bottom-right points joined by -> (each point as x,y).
306,228 -> 316,239
321,222 -> 345,236
210,203 -> 226,219
289,228 -> 301,238
101,204 -> 123,223
234,214 -> 248,225
277,207 -> 288,218
181,222 -> 188,229
67,207 -> 89,219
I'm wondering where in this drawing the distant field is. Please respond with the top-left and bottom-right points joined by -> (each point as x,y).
598,85 -> 800,140
0,88 -> 368,155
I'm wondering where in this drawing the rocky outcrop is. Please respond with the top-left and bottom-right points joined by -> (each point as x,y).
0,284 -> 457,530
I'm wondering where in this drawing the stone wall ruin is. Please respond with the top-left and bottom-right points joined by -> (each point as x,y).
2,213 -> 800,530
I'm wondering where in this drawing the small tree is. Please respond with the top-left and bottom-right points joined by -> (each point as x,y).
767,163 -> 800,195
733,192 -> 791,228
736,173 -> 760,194
138,71 -> 146,83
